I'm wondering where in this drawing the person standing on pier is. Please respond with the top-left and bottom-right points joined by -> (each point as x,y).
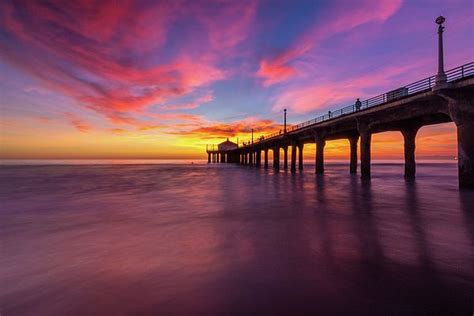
355,98 -> 362,111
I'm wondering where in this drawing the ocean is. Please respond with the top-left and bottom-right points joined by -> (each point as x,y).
0,161 -> 473,315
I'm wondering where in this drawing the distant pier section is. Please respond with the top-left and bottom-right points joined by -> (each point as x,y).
206,138 -> 239,163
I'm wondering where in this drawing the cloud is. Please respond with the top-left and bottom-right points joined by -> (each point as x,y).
272,63 -> 417,114
108,128 -> 127,134
159,91 -> 214,111
197,1 -> 257,51
171,117 -> 281,139
257,60 -> 298,87
256,0 -> 403,86
64,112 -> 92,133
0,0 -> 255,125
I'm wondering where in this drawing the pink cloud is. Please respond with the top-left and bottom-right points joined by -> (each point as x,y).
272,63 -> 418,114
257,0 -> 403,86
257,60 -> 298,87
159,92 -> 214,111
197,1 -> 257,51
0,1 -> 254,126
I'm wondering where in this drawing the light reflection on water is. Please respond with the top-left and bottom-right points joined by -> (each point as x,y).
0,163 -> 473,315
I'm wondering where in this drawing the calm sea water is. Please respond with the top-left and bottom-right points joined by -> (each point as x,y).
0,162 -> 473,315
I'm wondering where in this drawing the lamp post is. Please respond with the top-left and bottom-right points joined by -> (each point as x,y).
284,109 -> 287,134
251,128 -> 254,144
435,16 -> 447,87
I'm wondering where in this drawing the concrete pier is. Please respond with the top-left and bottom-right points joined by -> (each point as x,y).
442,88 -> 474,188
349,136 -> 358,174
291,143 -> 297,172
273,147 -> 280,170
298,144 -> 304,170
360,131 -> 371,179
206,61 -> 473,189
264,149 -> 269,168
315,136 -> 325,174
401,125 -> 420,178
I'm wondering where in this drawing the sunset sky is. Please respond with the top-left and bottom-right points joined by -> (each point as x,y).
0,0 -> 472,160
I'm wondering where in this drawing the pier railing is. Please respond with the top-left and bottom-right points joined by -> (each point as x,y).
206,144 -> 216,152
240,62 -> 473,146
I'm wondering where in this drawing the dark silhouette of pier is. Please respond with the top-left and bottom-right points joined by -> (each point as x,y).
207,17 -> 474,189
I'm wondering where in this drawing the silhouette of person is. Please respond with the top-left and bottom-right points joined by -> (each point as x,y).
355,98 -> 362,111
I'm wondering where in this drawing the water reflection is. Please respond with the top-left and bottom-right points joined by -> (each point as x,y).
0,163 -> 473,315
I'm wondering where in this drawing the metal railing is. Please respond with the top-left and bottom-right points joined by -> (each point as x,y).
206,144 -> 216,151
239,62 -> 473,147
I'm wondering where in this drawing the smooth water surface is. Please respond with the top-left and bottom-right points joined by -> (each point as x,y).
1,163 -> 473,315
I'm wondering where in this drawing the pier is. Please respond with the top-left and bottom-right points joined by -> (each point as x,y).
207,18 -> 474,189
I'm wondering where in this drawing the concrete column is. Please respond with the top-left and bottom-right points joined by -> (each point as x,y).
264,149 -> 269,168
401,126 -> 419,178
221,153 -> 226,163
444,91 -> 474,189
298,144 -> 304,170
208,153 -> 211,163
360,132 -> 372,179
456,121 -> 474,189
249,152 -> 253,166
315,137 -> 325,174
256,151 -> 261,167
283,146 -> 288,169
291,144 -> 297,172
217,153 -> 221,163
273,147 -> 280,170
349,136 -> 359,174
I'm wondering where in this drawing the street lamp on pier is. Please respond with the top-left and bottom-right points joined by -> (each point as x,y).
434,16 -> 447,88
284,108 -> 287,134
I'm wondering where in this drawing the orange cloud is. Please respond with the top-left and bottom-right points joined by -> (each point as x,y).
108,128 -> 127,134
170,118 -> 281,139
64,113 -> 92,133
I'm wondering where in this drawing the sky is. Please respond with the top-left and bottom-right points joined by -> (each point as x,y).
0,0 -> 473,160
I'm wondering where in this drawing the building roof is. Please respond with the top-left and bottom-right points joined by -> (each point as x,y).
219,138 -> 237,146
